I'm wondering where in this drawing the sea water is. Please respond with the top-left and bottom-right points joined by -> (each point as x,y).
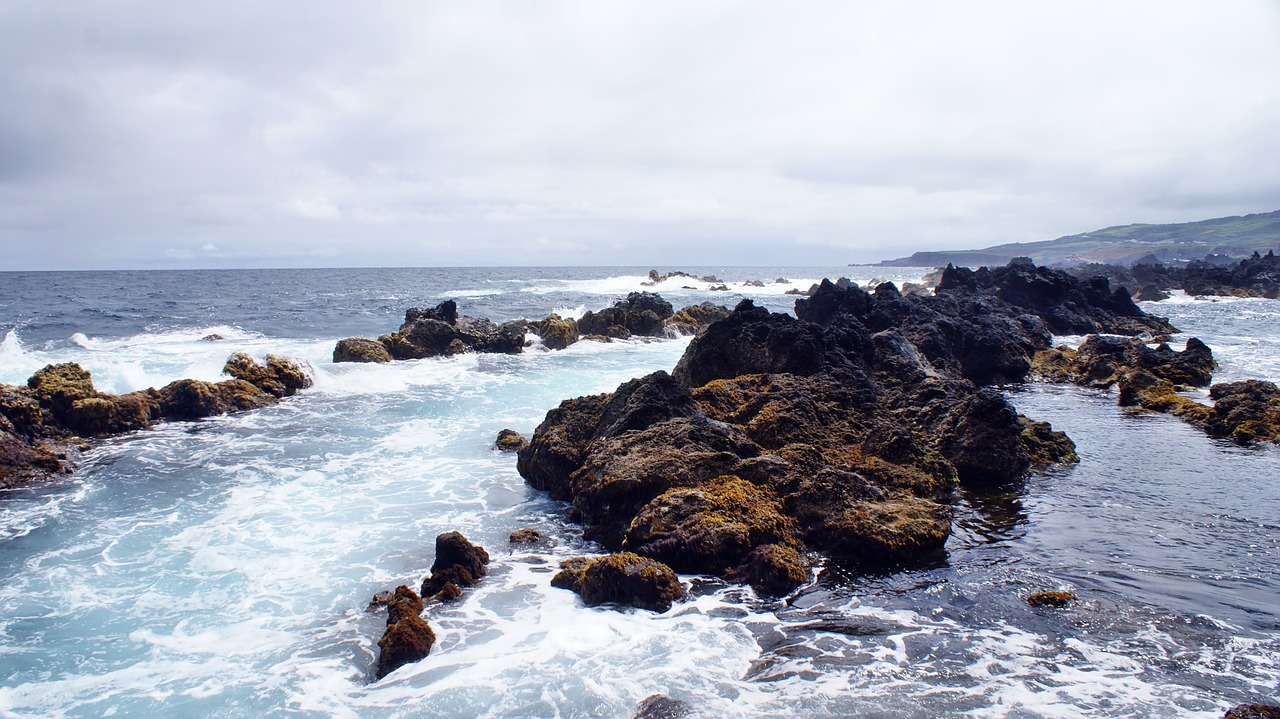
0,268 -> 1277,718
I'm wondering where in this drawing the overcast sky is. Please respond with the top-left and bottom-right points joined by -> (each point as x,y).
2,1 -> 1278,270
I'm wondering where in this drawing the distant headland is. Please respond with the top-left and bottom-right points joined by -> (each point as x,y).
875,209 -> 1280,267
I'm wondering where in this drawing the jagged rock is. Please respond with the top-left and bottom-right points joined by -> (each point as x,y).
156,378 -> 274,420
223,352 -> 312,398
494,428 -> 528,452
1224,704 -> 1280,719
379,302 -> 525,360
333,337 -> 392,363
1026,590 -> 1074,608
937,259 -> 1175,336
1201,380 -> 1280,444
375,585 -> 435,679
665,302 -> 731,336
1070,251 -> 1280,299
552,552 -> 685,612
743,279 -> 765,288
1133,284 -> 1170,302
518,261 -> 1141,592
421,532 -> 490,599
200,333 -> 224,342
508,528 -> 543,544
1068,335 -> 1214,388
632,695 -> 691,719
529,314 -> 579,350
623,475 -> 803,589
1019,417 -> 1079,468
577,292 -> 675,339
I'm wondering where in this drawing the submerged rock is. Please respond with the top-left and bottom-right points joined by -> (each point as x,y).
632,695 -> 692,719
552,552 -> 685,612
1224,705 -> 1280,719
508,528 -> 543,545
1026,590 -> 1075,608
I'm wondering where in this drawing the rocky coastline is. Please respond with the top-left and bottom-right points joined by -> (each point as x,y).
333,293 -> 732,363
514,258 -> 1280,607
0,352 -> 312,488
1066,250 -> 1280,299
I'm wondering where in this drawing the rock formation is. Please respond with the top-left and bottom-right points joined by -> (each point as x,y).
518,260 -> 1149,595
375,585 -> 435,679
420,532 -> 490,601
1,354 -> 313,487
551,552 -> 686,612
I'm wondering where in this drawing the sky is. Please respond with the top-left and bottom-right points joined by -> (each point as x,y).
1,1 -> 1278,270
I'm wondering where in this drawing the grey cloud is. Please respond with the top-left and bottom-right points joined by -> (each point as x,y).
1,1 -> 1278,269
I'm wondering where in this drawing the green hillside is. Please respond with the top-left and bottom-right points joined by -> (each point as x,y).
878,210 -> 1280,267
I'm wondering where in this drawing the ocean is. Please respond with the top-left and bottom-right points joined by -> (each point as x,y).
0,266 -> 1277,718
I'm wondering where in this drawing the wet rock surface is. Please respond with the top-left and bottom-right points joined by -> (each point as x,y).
420,532 -> 490,601
1,355 -> 313,487
336,294 -> 729,361
518,260 -> 1131,593
375,585 -> 435,679
551,552 -> 685,612
1069,250 -> 1280,299
1033,331 -> 1280,445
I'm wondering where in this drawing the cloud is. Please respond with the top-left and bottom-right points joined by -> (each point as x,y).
1,0 -> 1278,269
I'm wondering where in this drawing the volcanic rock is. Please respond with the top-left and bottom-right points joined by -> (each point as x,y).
577,292 -> 675,339
494,428 -> 528,452
333,337 -> 392,363
375,585 -> 435,679
1026,590 -> 1074,608
551,552 -> 685,612
420,532 -> 490,600
529,314 -> 579,350
377,301 -> 526,360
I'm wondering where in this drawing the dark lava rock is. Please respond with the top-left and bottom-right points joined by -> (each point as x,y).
1062,335 -> 1214,388
632,694 -> 691,719
577,292 -> 675,339
1026,590 -> 1075,608
421,532 -> 490,599
552,552 -> 685,612
378,301 -> 525,360
936,258 -> 1175,336
518,261 -> 1175,591
1133,284 -> 1170,302
375,585 -> 435,679
333,337 -> 393,363
223,352 -> 312,398
2,355 -> 311,487
1202,380 -> 1280,444
508,528 -> 543,544
529,314 -> 579,350
1072,250 -> 1280,299
665,302 -> 731,336
622,475 -> 804,591
1224,704 -> 1280,719
494,428 -> 528,452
